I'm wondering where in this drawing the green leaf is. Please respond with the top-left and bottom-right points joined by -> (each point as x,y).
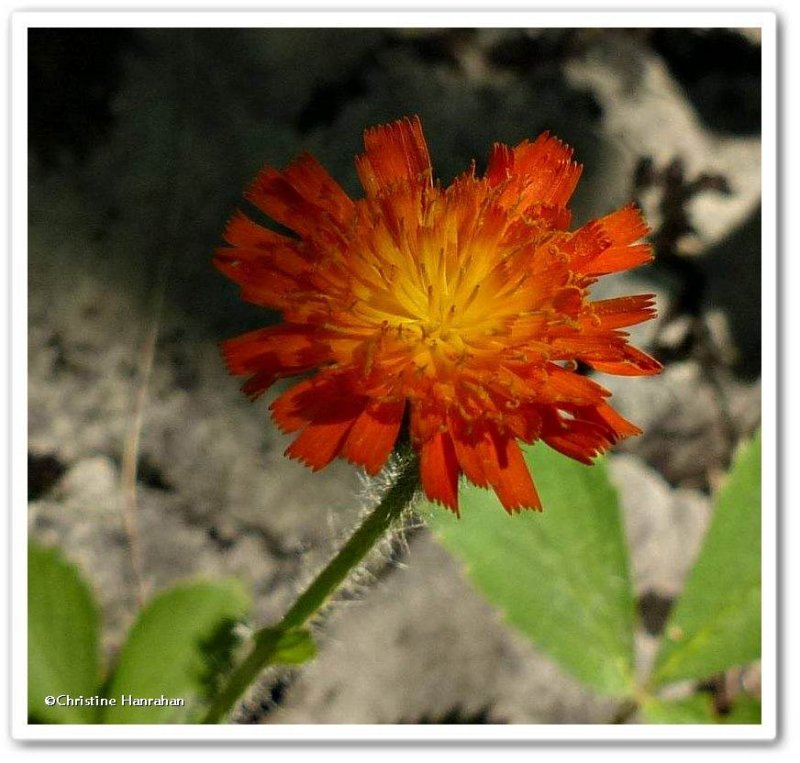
260,627 -> 318,665
642,693 -> 762,725
426,441 -> 636,697
641,694 -> 715,724
28,542 -> 101,723
722,696 -> 761,724
103,580 -> 250,723
651,431 -> 761,688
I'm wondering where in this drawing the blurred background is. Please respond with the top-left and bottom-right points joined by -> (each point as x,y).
28,27 -> 762,723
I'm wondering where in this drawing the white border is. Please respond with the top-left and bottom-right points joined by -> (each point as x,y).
10,9 -> 778,744
10,10 -> 781,29
759,11 -> 779,751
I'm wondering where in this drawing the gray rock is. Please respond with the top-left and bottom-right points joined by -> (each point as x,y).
601,360 -> 759,488
565,31 -> 760,248
609,454 -> 712,599
272,533 -> 616,724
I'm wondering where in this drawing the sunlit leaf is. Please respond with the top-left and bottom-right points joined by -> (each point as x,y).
426,441 -> 636,697
28,543 -> 101,723
103,580 -> 250,723
651,431 -> 761,688
641,694 -> 715,724
642,693 -> 761,725
265,627 -> 317,665
722,695 -> 761,724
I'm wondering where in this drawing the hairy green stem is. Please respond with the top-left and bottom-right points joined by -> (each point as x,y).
202,450 -> 420,723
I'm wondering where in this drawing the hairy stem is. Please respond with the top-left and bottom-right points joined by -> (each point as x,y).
202,450 -> 420,724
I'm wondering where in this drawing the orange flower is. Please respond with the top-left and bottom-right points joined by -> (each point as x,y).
216,116 -> 661,514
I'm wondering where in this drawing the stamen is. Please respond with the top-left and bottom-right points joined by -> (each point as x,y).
464,283 -> 481,311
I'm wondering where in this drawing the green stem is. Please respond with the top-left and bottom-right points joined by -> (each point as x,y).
202,449 -> 420,724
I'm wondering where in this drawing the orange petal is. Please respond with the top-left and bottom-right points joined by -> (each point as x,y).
246,153 -> 353,241
487,436 -> 542,513
214,261 -> 303,310
503,405 -> 544,443
588,401 -> 642,439
586,345 -> 663,376
237,371 -> 279,401
485,142 -> 513,185
538,408 -> 611,464
583,245 -> 653,276
286,415 -> 360,472
219,210 -> 304,264
221,324 -> 323,375
221,325 -> 327,400
410,402 -> 446,444
341,399 -> 405,475
270,373 -> 365,433
540,363 -> 609,405
355,115 -> 432,197
539,399 -> 642,461
217,213 -> 310,277
279,376 -> 370,470
588,294 -> 657,329
577,204 -> 653,276
541,424 -> 608,464
451,427 -> 488,488
451,420 -> 541,513
270,378 -> 319,433
597,203 -> 650,244
214,223 -> 312,310
551,285 -> 584,316
419,431 -> 460,514
489,132 -> 582,210
559,219 -> 610,262
281,153 -> 354,227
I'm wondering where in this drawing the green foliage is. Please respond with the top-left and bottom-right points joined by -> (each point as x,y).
426,441 -> 637,697
722,695 -> 762,724
27,546 -> 321,725
427,430 -> 763,723
103,581 -> 250,723
257,626 -> 318,665
651,431 -> 761,688
641,694 -> 716,724
28,543 -> 101,723
28,429 -> 762,725
641,694 -> 761,725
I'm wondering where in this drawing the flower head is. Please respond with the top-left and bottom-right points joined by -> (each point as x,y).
216,116 -> 661,514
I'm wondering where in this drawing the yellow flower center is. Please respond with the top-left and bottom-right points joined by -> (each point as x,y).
370,248 -> 501,373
